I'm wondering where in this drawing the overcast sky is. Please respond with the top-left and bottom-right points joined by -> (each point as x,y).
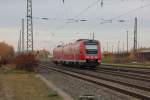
0,0 -> 150,52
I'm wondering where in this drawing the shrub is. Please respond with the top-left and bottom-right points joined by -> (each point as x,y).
0,42 -> 15,65
14,53 -> 39,72
0,57 -> 13,65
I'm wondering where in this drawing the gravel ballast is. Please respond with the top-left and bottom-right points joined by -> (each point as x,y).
40,68 -> 139,100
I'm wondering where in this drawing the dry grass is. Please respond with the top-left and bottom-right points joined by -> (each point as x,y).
0,65 -> 63,100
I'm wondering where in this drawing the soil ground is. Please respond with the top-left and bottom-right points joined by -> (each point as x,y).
0,65 -> 63,100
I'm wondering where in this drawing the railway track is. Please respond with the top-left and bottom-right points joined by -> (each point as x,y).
99,65 -> 150,75
42,61 -> 150,82
102,64 -> 150,70
96,68 -> 150,82
39,63 -> 150,99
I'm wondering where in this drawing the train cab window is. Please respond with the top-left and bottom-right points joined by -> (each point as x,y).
85,45 -> 97,50
84,41 -> 98,55
85,44 -> 98,55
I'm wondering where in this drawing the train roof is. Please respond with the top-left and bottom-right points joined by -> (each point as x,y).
76,39 -> 98,42
55,39 -> 99,49
56,45 -> 64,48
76,39 -> 89,41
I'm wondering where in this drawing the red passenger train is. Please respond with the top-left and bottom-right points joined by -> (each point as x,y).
53,39 -> 102,67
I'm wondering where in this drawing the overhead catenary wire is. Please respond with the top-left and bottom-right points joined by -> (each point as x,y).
99,2 -> 150,24
31,1 -> 150,40
89,2 -> 150,31
110,3 -> 150,21
54,0 -> 101,31
55,0 -> 150,33
73,0 -> 101,18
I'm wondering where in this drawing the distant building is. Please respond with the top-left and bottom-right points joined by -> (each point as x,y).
138,49 -> 150,61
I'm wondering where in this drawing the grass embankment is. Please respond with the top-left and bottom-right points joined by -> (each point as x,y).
0,65 -> 63,100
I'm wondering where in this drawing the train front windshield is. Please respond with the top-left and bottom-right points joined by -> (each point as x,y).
85,45 -> 97,50
85,42 -> 98,55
